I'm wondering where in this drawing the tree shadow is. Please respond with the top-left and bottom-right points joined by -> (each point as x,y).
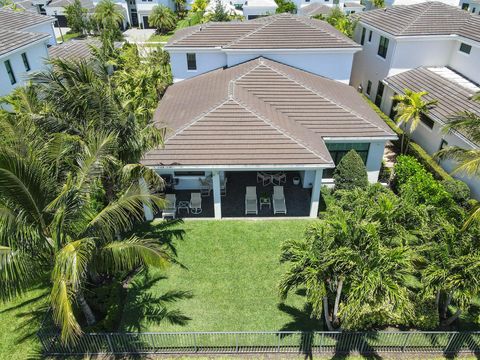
120,272 -> 193,332
443,332 -> 480,359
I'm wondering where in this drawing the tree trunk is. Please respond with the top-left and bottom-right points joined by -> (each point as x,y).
435,290 -> 441,309
323,296 -> 334,331
442,309 -> 462,327
332,278 -> 343,326
78,292 -> 96,326
441,293 -> 452,320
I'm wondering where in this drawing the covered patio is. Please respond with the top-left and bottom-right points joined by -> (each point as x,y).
159,171 -> 320,219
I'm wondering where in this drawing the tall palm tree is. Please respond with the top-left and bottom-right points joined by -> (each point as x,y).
149,5 -> 177,34
392,89 -> 438,153
435,93 -> 480,228
92,0 -> 124,39
0,131 -> 169,344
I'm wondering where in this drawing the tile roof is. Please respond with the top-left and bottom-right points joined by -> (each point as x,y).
143,58 -> 394,167
384,67 -> 480,145
165,13 -> 360,49
298,3 -> 332,17
48,0 -> 95,9
48,39 -> 97,61
0,29 -> 49,57
357,1 -> 480,43
0,8 -> 55,30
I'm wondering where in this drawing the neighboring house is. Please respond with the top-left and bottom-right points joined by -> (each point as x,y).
45,0 -> 95,27
459,0 -> 480,13
364,0 -> 459,9
350,1 -> 480,198
165,13 -> 361,83
241,0 -> 277,20
0,9 -> 55,98
297,2 -> 331,16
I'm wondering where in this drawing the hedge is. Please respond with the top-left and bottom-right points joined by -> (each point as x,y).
363,96 -> 453,182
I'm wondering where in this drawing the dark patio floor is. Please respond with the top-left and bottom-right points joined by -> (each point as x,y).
162,171 -> 313,218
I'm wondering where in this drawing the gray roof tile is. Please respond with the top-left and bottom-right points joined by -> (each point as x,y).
0,29 -> 49,57
0,8 -> 54,30
143,58 -> 394,167
298,3 -> 332,17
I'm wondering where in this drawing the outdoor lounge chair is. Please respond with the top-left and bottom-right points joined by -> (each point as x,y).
162,194 -> 177,219
273,186 -> 287,215
190,192 -> 202,214
245,186 -> 258,215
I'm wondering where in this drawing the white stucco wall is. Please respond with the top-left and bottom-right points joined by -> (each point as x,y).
0,41 -> 50,98
242,5 -> 276,18
26,21 -> 57,46
169,51 -> 227,82
226,51 -> 357,83
448,39 -> 480,84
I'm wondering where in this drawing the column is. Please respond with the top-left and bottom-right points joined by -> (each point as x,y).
212,171 -> 222,219
309,169 -> 323,218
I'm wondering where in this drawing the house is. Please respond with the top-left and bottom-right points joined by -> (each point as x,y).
297,3 -> 332,16
350,1 -> 480,198
0,9 -> 55,98
142,48 -> 396,218
364,0 -> 459,9
45,0 -> 95,27
241,0 -> 277,20
460,0 -> 480,14
165,13 -> 361,83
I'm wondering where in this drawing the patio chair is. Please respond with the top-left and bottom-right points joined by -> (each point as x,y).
273,186 -> 287,215
245,186 -> 258,215
256,172 -> 271,186
199,177 -> 212,197
189,192 -> 202,214
272,172 -> 286,186
162,194 -> 177,219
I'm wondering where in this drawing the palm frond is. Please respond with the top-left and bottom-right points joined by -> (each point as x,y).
50,278 -> 82,344
435,147 -> 480,177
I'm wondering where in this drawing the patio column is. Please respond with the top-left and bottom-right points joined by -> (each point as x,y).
309,169 -> 323,218
212,171 -> 222,219
140,178 -> 154,221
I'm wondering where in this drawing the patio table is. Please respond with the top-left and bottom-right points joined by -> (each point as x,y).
260,197 -> 271,210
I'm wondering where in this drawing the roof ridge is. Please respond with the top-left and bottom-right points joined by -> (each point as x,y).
261,60 -> 391,135
295,15 -> 356,45
400,2 -> 435,35
231,97 -> 331,163
222,17 -> 276,48
168,23 -> 209,47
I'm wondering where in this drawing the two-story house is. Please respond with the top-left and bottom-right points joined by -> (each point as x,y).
142,14 -> 396,219
350,2 -> 480,198
0,9 -> 56,98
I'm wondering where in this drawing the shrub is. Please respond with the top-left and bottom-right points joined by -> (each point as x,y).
441,179 -> 471,206
392,155 -> 424,191
333,149 -> 369,191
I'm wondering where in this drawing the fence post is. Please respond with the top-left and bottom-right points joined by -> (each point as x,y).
277,332 -> 281,352
319,332 -> 324,353
106,333 -> 114,353
193,333 -> 198,353
401,333 -> 411,352
235,333 -> 239,353
444,333 -> 456,353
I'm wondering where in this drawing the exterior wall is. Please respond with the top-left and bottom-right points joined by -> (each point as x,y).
226,51 -> 357,83
169,51 -> 227,82
0,41 -> 50,98
242,5 -> 276,19
26,21 -> 57,46
448,39 -> 480,84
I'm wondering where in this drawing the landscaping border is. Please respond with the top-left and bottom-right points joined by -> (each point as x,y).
38,330 -> 480,356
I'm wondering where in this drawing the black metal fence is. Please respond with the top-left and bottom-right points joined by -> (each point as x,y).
38,330 -> 480,356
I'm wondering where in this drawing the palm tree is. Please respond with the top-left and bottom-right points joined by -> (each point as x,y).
149,5 -> 177,34
435,93 -> 480,228
392,89 -> 438,153
0,131 -> 170,344
92,0 -> 124,40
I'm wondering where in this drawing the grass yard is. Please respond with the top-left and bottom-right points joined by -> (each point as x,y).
0,284 -> 49,360
148,32 -> 174,43
120,219 -> 317,332
56,32 -> 82,43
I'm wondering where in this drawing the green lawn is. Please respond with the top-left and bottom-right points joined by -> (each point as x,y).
56,31 -> 82,43
120,219 -> 316,332
0,284 -> 49,360
148,32 -> 174,43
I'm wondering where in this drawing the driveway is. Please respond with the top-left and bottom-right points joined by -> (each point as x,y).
123,28 -> 156,43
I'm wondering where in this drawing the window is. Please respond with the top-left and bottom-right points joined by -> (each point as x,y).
21,53 -> 30,72
368,30 -> 372,42
174,171 -> 205,177
439,139 -> 448,150
366,80 -> 372,96
390,94 -> 398,120
420,114 -> 434,129
306,0 -> 310,2
324,143 -> 370,177
4,60 -> 16,85
377,36 -> 389,58
473,7 -> 476,12
186,53 -> 197,71
461,2 -> 469,10
459,42 -> 472,54
375,81 -> 384,107
360,27 -> 366,45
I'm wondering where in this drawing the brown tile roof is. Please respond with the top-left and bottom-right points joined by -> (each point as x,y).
357,2 -> 480,43
0,8 -> 55,30
384,67 -> 480,145
298,3 -> 332,17
165,13 -> 359,49
0,29 -> 49,57
143,58 -> 395,167
48,39 -> 122,61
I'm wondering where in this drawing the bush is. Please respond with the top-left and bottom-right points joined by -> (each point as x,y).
441,179 -> 471,207
333,149 -> 369,191
392,155 -> 424,191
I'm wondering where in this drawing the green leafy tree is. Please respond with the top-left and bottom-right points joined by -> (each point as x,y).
392,89 -> 438,153
275,0 -> 296,13
372,0 -> 385,8
92,0 -> 124,40
65,0 -> 89,34
174,0 -> 187,14
149,5 -> 177,34
333,149 -> 369,191
315,8 -> 357,38
191,0 -> 208,12
208,0 -> 231,21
